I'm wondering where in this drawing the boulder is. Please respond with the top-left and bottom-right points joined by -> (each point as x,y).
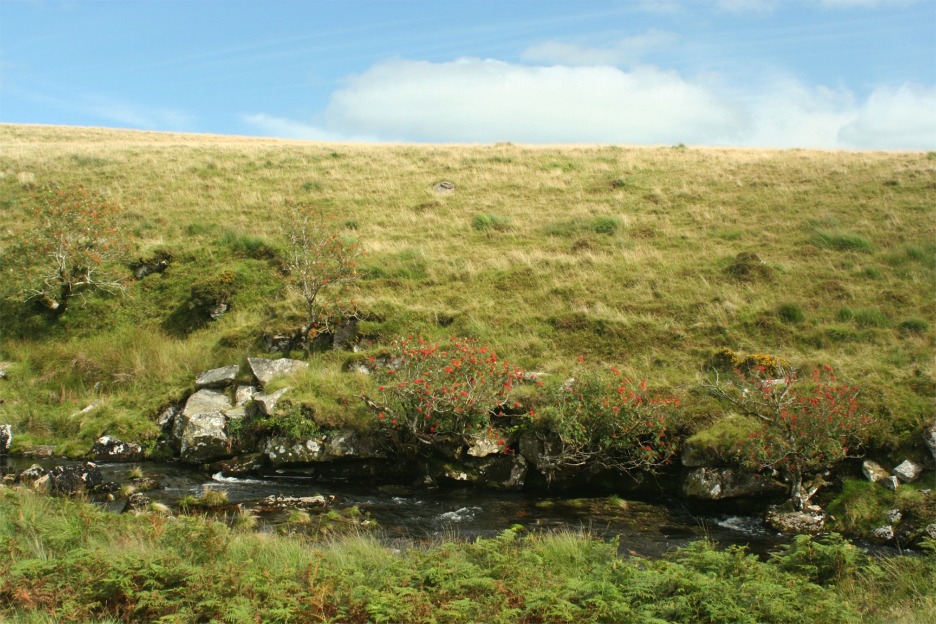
893,459 -> 924,483
0,424 -> 11,454
195,365 -> 240,389
682,467 -> 786,500
157,405 -> 180,432
262,430 -> 380,467
247,357 -> 309,387
90,436 -> 144,462
215,453 -> 267,477
872,525 -> 895,542
177,389 -> 233,464
862,459 -> 890,483
466,435 -> 501,458
49,462 -> 103,495
235,385 -> 258,406
766,505 -> 826,534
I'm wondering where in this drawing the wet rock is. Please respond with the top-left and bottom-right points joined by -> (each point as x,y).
90,436 -> 144,462
49,462 -> 103,495
195,365 -> 240,389
17,464 -> 46,486
247,357 -> 309,387
262,431 -> 381,467
123,492 -> 153,513
256,494 -> 330,510
766,505 -> 826,534
0,424 -> 11,455
478,454 -> 527,490
862,459 -> 890,483
682,467 -> 786,500
893,459 -> 924,483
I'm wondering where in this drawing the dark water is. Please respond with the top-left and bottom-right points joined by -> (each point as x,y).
4,458 -> 785,558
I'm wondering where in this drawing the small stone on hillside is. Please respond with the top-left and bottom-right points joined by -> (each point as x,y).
883,476 -> 900,491
433,180 -> 455,195
862,459 -> 889,483
924,421 -> 936,462
0,424 -> 12,454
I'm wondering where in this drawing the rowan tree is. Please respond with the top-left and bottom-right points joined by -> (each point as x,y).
704,362 -> 873,510
6,184 -> 128,314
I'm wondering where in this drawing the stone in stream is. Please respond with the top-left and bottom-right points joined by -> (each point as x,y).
177,389 -> 233,464
90,436 -> 144,462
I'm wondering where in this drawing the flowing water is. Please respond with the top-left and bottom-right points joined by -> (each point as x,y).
4,458 -> 787,558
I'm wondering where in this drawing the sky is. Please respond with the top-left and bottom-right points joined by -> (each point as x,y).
1,0 -> 934,149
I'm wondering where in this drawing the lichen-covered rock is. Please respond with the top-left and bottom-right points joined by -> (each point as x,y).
262,430 -> 380,467
862,459 -> 890,483
892,459 -> 924,483
123,492 -> 153,513
177,389 -> 234,464
924,421 -> 936,462
195,365 -> 240,389
466,435 -> 501,458
235,385 -> 258,406
682,467 -> 786,500
0,424 -> 12,454
247,357 -> 309,387
872,525 -> 895,541
49,462 -> 103,495
253,387 -> 289,416
90,436 -> 144,462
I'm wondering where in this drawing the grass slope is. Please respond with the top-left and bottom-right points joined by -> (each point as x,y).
0,124 -> 933,456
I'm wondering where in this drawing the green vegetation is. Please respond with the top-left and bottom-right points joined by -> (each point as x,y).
0,124 -> 933,465
2,489 -> 935,623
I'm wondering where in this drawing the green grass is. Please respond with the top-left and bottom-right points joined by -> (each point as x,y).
0,124 -> 933,456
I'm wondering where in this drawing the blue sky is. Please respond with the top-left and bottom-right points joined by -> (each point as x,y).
2,0 -> 934,148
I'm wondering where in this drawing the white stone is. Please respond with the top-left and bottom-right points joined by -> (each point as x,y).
862,459 -> 890,483
892,459 -> 924,483
883,476 -> 900,491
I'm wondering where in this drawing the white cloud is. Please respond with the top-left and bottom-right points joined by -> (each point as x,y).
80,94 -> 193,130
838,84 -> 936,149
320,58 -> 742,145
521,30 -> 677,67
245,58 -> 935,150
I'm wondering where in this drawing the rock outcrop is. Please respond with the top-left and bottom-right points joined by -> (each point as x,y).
177,389 -> 233,463
682,467 -> 786,500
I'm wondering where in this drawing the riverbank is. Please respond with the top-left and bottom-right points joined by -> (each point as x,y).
2,486 -> 934,623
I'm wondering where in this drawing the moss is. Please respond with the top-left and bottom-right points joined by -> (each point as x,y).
682,414 -> 761,466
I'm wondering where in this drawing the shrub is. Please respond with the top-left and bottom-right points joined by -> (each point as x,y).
898,318 -> 930,336
853,307 -> 890,328
535,363 -> 678,481
367,336 -> 523,448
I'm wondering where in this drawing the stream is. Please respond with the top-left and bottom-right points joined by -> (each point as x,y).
4,457 -> 791,558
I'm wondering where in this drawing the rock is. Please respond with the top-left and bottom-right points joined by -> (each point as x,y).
862,459 -> 890,483
924,421 -> 936,462
682,467 -> 787,500
49,462 -> 103,495
195,365 -> 240,389
262,430 -> 380,467
123,492 -> 153,513
466,435 -> 501,458
893,459 -> 924,483
766,505 -> 826,534
17,464 -> 46,486
129,477 -> 161,492
247,357 -> 309,387
177,389 -> 234,463
157,405 -> 180,432
433,180 -> 455,194
235,385 -> 258,406
20,445 -> 56,459
478,454 -> 527,490
256,494 -> 329,511
925,524 -> 936,540
332,316 -> 358,350
215,453 -> 267,477
90,436 -> 144,462
253,387 -> 289,416
883,476 -> 900,491
0,424 -> 11,454
872,525 -> 895,541
131,251 -> 170,279
886,509 -> 903,524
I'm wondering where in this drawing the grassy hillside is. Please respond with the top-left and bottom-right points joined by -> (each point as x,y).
0,124 -> 933,456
